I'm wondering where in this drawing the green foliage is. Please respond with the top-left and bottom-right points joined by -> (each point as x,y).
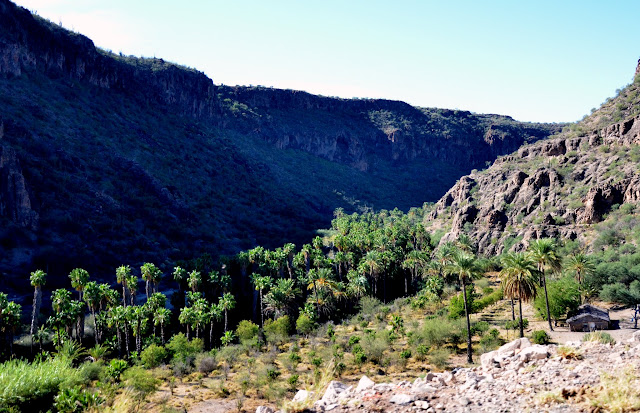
264,315 -> 292,344
410,317 -> 466,348
600,281 -> 640,305
166,333 -> 203,363
428,348 -> 451,369
448,285 -> 478,319
140,344 -> 167,368
105,359 -> 128,382
122,366 -> 160,395
531,330 -> 551,345
0,358 -> 81,410
54,386 -> 103,413
236,320 -> 259,343
533,277 -> 580,321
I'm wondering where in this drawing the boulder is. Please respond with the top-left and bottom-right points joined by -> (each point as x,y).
292,389 -> 313,403
255,407 -> 275,413
389,393 -> 415,405
355,375 -> 375,393
320,381 -> 349,404
519,345 -> 549,362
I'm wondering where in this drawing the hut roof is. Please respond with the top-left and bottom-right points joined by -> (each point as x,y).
566,304 -> 610,324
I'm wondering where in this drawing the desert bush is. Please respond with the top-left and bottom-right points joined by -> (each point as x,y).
166,333 -> 203,364
429,348 -> 450,369
590,366 -> 640,412
296,313 -> 315,336
264,315 -> 292,344
236,320 -> 259,343
359,296 -> 382,319
531,330 -> 550,345
411,317 -> 465,349
140,344 -> 167,368
122,366 -> 160,396
583,331 -> 616,345
348,335 -> 361,347
78,361 -> 103,383
361,332 -> 387,364
195,353 -> 216,374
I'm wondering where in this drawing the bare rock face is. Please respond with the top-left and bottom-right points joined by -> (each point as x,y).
578,183 -> 625,224
0,144 -> 37,230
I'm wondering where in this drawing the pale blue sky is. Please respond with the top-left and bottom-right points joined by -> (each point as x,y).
12,0 -> 640,122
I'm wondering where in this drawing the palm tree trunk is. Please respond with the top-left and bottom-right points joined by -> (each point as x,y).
209,320 -> 214,349
259,290 -> 264,327
518,298 -> 524,338
122,286 -> 127,307
145,280 -> 150,301
511,299 -> 516,321
224,310 -> 228,332
542,272 -> 554,331
161,322 -> 166,345
124,325 -> 130,356
30,286 -> 40,353
461,278 -> 473,364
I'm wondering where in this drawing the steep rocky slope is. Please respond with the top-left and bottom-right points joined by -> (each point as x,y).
426,61 -> 640,254
0,0 -> 560,294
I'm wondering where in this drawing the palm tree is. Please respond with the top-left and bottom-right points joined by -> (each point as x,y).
188,270 -> 201,293
154,307 -> 171,344
116,265 -> 131,307
208,303 -> 222,348
129,305 -> 146,353
361,250 -> 381,296
108,305 -> 127,356
83,281 -> 102,344
179,306 -> 195,339
219,293 -> 236,332
140,262 -> 162,299
402,250 -> 427,296
251,273 -> 272,327
69,268 -> 90,301
500,253 -> 539,338
564,253 -> 595,302
264,278 -> 298,318
445,250 -> 480,363
528,239 -> 562,331
29,269 -> 46,352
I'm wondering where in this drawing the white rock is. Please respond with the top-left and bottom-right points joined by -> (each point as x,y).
629,331 -> 640,342
292,389 -> 313,403
390,393 -> 415,405
414,400 -> 431,409
411,384 -> 437,399
355,375 -> 375,392
320,381 -> 349,404
373,383 -> 394,392
255,407 -> 275,413
498,337 -> 531,355
519,345 -> 549,362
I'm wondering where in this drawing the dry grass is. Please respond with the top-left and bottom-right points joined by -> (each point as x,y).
588,366 -> 640,413
556,346 -> 583,360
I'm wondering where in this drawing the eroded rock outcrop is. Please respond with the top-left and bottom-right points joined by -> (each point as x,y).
0,143 -> 37,230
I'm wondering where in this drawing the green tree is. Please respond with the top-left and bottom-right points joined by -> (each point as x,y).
564,253 -> 595,302
29,269 -> 47,352
83,281 -> 102,344
219,293 -> 236,332
69,268 -> 90,301
188,270 -> 201,293
140,262 -> 162,300
528,239 -> 562,331
251,273 -> 272,327
445,250 -> 480,363
153,307 -> 171,345
116,265 -> 132,307
500,252 -> 539,338
533,276 -> 580,326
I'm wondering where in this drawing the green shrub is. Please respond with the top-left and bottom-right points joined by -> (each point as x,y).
429,348 -> 450,369
0,358 -> 81,410
122,366 -> 160,396
583,331 -> 616,345
236,320 -> 259,342
348,335 -> 361,347
78,361 -> 103,383
471,321 -> 490,337
54,386 -> 103,413
105,359 -> 128,382
531,330 -> 550,345
400,349 -> 411,359
166,333 -> 203,363
287,374 -> 299,390
533,277 -> 580,322
448,286 -> 479,318
264,315 -> 292,344
195,353 -> 217,374
411,317 -> 465,348
354,351 -> 367,365
266,367 -> 281,381
140,344 -> 167,368
361,333 -> 387,364
296,313 -> 315,336
415,344 -> 429,361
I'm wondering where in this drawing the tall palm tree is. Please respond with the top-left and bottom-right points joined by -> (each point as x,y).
116,265 -> 131,307
564,253 -> 595,302
219,293 -> 236,332
108,305 -> 127,356
251,273 -> 272,327
69,268 -> 90,301
83,281 -> 102,344
500,253 -> 539,338
528,239 -> 562,331
154,307 -> 171,344
29,269 -> 46,352
264,278 -> 298,318
141,262 -> 162,299
402,250 -> 427,296
445,250 -> 480,363
188,270 -> 201,293
361,250 -> 381,296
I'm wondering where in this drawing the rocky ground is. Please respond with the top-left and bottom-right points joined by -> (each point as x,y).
253,332 -> 640,413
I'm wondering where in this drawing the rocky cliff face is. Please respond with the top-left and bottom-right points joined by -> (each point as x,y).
426,68 -> 640,254
0,0 -> 561,293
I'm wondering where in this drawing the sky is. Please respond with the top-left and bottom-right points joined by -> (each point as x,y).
11,0 -> 640,123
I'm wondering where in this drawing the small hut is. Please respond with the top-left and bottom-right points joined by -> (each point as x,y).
566,304 -> 610,332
